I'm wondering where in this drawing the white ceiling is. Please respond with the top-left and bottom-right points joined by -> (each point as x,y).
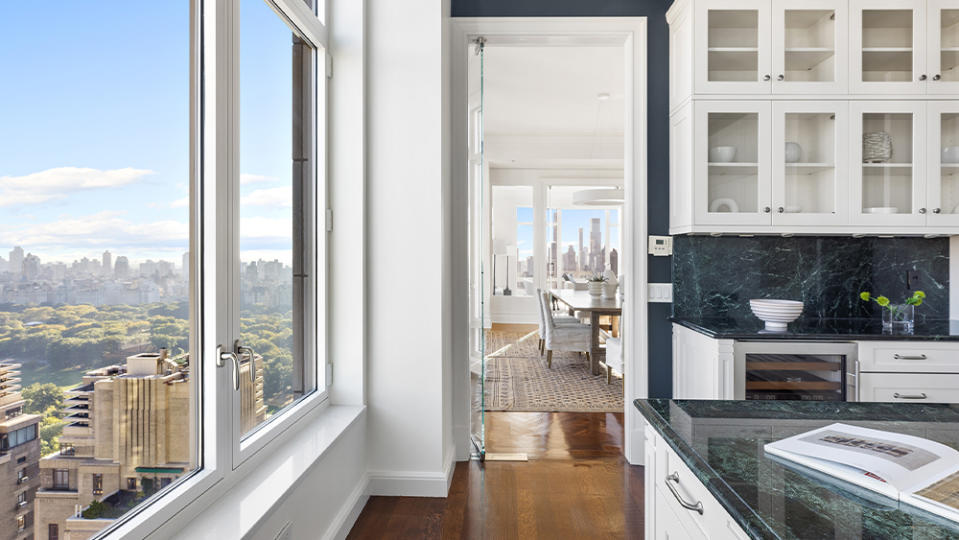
480,45 -> 625,137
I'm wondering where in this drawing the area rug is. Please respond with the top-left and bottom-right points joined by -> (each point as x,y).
483,330 -> 624,413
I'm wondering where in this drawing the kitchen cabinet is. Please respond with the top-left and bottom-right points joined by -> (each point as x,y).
854,341 -> 959,403
694,0 -> 772,95
773,0 -> 849,94
850,0 -> 927,94
858,372 -> 959,402
927,100 -> 959,225
645,423 -> 749,540
673,323 -> 736,399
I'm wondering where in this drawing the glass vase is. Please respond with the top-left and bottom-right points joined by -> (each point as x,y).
882,304 -> 915,332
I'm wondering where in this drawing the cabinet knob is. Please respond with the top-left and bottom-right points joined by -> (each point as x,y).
920,74 -> 928,81
934,208 -> 942,214
777,74 -> 785,81
777,207 -> 785,213
934,74 -> 942,81
763,74 -> 771,81
763,206 -> 771,213
919,207 -> 927,214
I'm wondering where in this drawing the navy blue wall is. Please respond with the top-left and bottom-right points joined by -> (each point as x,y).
452,0 -> 674,397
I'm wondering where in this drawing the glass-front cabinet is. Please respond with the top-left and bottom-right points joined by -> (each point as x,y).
694,0 -> 771,94
927,101 -> 959,226
772,1 -> 848,93
771,102 -> 849,226
850,0 -> 926,94
850,101 -> 926,226
694,101 -> 771,225
928,0 -> 959,94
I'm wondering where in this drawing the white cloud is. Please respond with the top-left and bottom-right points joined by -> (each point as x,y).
170,197 -> 189,209
238,216 -> 292,239
241,186 -> 292,208
240,173 -> 278,185
0,167 -> 155,207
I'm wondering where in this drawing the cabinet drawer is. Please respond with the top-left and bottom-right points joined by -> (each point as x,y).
655,437 -> 748,540
859,373 -> 959,403
858,342 -> 959,373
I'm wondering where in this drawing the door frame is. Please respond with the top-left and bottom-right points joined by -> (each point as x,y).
450,17 -> 649,465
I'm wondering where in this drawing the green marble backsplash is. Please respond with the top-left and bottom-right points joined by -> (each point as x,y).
672,236 -> 949,322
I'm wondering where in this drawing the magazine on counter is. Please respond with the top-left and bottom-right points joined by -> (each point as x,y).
764,423 -> 959,522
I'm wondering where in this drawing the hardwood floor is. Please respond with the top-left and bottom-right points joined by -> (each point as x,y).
347,412 -> 644,539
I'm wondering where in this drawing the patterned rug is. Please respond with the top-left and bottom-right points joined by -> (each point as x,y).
483,330 -> 624,413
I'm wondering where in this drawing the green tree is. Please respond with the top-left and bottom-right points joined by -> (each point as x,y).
23,383 -> 64,415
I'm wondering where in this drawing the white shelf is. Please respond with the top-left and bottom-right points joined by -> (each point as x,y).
708,162 -> 759,167
707,47 -> 758,52
785,163 -> 834,174
862,163 -> 912,168
862,47 -> 913,53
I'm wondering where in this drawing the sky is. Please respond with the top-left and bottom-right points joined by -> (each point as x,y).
0,0 -> 298,265
514,207 -> 620,261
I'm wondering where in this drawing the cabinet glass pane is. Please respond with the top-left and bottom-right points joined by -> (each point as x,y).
784,10 -> 836,82
708,10 -> 759,82
708,112 -> 759,214
941,10 -> 959,82
860,113 -> 913,214
861,10 -> 913,82
784,113 -> 836,214
940,113 -> 959,214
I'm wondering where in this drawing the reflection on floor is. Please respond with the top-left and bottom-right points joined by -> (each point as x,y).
348,412 -> 644,539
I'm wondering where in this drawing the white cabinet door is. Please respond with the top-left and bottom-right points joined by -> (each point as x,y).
927,101 -> 959,227
926,0 -> 959,95
694,0 -> 773,94
859,372 -> 959,403
849,101 -> 927,226
694,101 -> 773,226
772,101 -> 849,226
771,0 -> 849,94
849,0 -> 927,94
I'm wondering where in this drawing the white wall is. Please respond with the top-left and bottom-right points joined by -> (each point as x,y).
366,0 -> 455,495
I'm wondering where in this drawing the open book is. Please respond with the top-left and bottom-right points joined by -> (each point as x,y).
765,423 -> 959,523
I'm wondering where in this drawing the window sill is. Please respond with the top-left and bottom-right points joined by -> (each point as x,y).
112,403 -> 365,539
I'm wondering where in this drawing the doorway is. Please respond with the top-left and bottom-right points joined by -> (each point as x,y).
451,18 -> 649,464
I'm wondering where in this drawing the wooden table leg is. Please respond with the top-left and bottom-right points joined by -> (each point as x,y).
589,311 -> 601,375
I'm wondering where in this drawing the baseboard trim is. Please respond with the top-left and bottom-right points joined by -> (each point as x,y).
324,473 -> 370,540
367,450 -> 457,498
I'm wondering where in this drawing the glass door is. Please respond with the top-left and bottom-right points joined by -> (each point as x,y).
927,101 -> 959,226
772,1 -> 847,93
850,0 -> 926,94
467,39 -> 488,457
927,0 -> 959,94
694,101 -> 772,226
772,101 -> 848,226
694,0 -> 772,94
850,101 -> 926,226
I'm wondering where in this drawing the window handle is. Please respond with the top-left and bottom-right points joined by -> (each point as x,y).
236,340 -> 257,384
217,345 -> 241,391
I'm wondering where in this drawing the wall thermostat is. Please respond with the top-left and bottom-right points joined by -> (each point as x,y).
648,235 -> 673,256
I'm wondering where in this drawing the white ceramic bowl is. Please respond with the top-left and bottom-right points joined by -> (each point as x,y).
709,146 -> 737,163
785,142 -> 803,163
749,299 -> 803,330
943,146 -> 959,164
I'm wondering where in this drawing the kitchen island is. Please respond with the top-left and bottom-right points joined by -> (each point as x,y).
637,399 -> 959,539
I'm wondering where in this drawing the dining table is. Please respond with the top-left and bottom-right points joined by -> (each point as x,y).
549,288 -> 622,375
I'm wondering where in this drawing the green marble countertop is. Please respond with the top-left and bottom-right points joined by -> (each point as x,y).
636,399 -> 959,539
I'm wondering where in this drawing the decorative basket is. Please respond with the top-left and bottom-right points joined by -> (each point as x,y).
863,131 -> 892,163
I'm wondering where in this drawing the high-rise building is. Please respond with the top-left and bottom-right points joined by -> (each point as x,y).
33,352 -> 263,540
181,252 -> 190,278
8,247 -> 24,276
114,256 -> 130,279
589,218 -> 603,273
609,248 -> 619,276
564,245 -> 576,272
21,255 -> 41,281
102,251 -> 112,277
0,362 -> 41,540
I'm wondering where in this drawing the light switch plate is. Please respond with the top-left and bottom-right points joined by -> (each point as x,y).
648,235 -> 673,256
647,283 -> 673,303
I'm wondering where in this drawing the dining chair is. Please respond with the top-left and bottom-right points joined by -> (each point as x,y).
540,291 -> 591,368
534,288 -> 580,356
603,315 -> 623,384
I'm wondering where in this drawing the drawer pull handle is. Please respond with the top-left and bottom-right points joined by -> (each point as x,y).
666,472 -> 704,515
894,354 -> 927,360
894,392 -> 927,400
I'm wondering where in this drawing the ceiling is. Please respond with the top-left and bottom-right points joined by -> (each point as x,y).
480,45 -> 625,137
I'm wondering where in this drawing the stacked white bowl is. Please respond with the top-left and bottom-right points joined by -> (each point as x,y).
749,299 -> 804,330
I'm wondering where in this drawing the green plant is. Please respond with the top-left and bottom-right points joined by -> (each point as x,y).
82,499 -> 107,519
587,274 -> 608,283
860,290 -> 925,309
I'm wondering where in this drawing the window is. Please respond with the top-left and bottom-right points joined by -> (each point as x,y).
547,186 -> 622,283
17,469 -> 26,484
52,470 -> 69,491
16,515 -> 24,531
491,187 -> 534,297
0,0 -> 328,537
17,491 -> 26,507
48,524 -> 59,540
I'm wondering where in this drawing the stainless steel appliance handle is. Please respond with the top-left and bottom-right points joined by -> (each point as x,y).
894,354 -> 927,360
894,392 -> 927,400
666,472 -> 704,515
